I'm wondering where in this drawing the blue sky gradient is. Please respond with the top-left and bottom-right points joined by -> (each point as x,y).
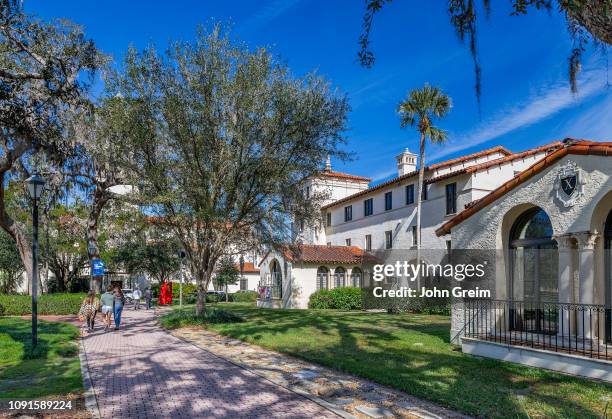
27,0 -> 610,183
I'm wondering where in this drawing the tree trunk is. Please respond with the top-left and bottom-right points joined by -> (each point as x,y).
87,189 -> 109,294
196,270 -> 208,316
415,132 -> 426,290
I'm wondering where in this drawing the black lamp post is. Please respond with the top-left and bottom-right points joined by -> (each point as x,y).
26,174 -> 45,348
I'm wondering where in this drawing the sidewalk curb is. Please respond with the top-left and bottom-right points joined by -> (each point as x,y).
162,321 -> 354,419
79,335 -> 101,419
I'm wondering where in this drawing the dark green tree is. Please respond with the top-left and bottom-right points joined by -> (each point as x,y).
0,229 -> 24,293
213,256 -> 240,302
111,25 -> 350,315
0,0 -> 102,293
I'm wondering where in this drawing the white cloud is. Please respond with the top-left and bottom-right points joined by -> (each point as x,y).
429,69 -> 608,161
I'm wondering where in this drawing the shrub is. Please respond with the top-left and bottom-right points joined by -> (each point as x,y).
231,290 -> 258,303
159,307 -> 243,329
0,293 -> 86,315
0,304 -> 4,316
308,289 -> 333,309
330,287 -> 363,310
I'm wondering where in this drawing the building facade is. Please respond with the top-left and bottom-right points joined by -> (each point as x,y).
260,139 -> 575,309
437,140 -> 612,381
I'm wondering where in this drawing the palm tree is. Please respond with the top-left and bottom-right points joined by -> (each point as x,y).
398,84 -> 451,282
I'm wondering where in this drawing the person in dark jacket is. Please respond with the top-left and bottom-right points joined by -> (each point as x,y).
112,287 -> 126,330
144,286 -> 153,310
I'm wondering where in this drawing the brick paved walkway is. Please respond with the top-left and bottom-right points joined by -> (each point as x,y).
82,307 -> 339,418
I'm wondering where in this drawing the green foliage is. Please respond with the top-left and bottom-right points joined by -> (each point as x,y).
159,307 -> 243,329
0,293 -> 86,315
110,25 -> 350,315
231,291 -> 258,303
0,230 -> 24,294
213,257 -> 240,289
309,287 -> 363,310
308,289 -> 334,309
329,287 -> 363,310
112,237 -> 180,284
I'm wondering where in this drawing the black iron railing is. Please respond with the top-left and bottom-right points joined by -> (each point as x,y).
464,299 -> 611,360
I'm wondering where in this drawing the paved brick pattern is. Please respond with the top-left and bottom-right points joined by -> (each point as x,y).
82,307 -> 338,418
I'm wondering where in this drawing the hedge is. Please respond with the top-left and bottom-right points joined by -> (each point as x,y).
0,293 -> 87,315
308,287 -> 363,310
231,291 -> 258,303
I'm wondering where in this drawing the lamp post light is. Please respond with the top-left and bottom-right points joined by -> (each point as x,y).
26,174 -> 45,348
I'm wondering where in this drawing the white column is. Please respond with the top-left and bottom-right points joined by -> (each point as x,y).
574,231 -> 600,340
553,235 -> 574,339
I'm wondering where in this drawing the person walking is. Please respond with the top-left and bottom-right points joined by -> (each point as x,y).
133,285 -> 142,310
100,286 -> 115,331
144,286 -> 153,310
78,290 -> 100,333
113,287 -> 126,330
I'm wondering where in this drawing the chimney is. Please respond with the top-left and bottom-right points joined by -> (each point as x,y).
396,148 -> 417,177
325,155 -> 332,171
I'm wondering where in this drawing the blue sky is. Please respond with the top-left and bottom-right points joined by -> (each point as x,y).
27,0 -> 610,183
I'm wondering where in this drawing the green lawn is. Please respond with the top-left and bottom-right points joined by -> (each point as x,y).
163,303 -> 612,418
0,317 -> 83,401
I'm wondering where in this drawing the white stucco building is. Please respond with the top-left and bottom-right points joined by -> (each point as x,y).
260,139 -> 571,307
436,139 -> 611,381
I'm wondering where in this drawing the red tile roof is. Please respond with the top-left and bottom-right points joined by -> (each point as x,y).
236,262 -> 259,273
317,169 -> 371,182
274,244 -> 377,265
436,139 -> 612,236
322,141 -> 564,210
428,145 -> 512,170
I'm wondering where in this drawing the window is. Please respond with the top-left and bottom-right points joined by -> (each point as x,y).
445,182 -> 457,215
412,226 -> 418,246
344,205 -> 352,222
364,198 -> 373,216
316,266 -> 329,290
299,220 -> 304,232
326,212 -> 331,226
240,276 -> 248,291
351,267 -> 363,287
270,260 -> 282,299
365,234 -> 372,251
345,238 -> 351,246
509,208 -> 558,333
385,191 -> 393,211
385,230 -> 393,249
422,183 -> 428,200
405,184 -> 414,205
334,267 -> 346,287
305,186 -> 310,199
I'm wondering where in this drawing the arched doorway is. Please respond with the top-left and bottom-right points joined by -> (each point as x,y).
605,210 -> 612,343
509,207 -> 558,333
334,267 -> 346,288
351,268 -> 362,287
316,267 -> 329,290
270,259 -> 282,299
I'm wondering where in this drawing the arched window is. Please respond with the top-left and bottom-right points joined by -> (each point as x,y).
334,267 -> 346,288
316,267 -> 329,290
270,259 -> 282,299
351,267 -> 363,288
510,207 -> 558,333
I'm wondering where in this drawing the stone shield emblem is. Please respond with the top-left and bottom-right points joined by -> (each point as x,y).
560,175 -> 577,196
555,161 -> 583,207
